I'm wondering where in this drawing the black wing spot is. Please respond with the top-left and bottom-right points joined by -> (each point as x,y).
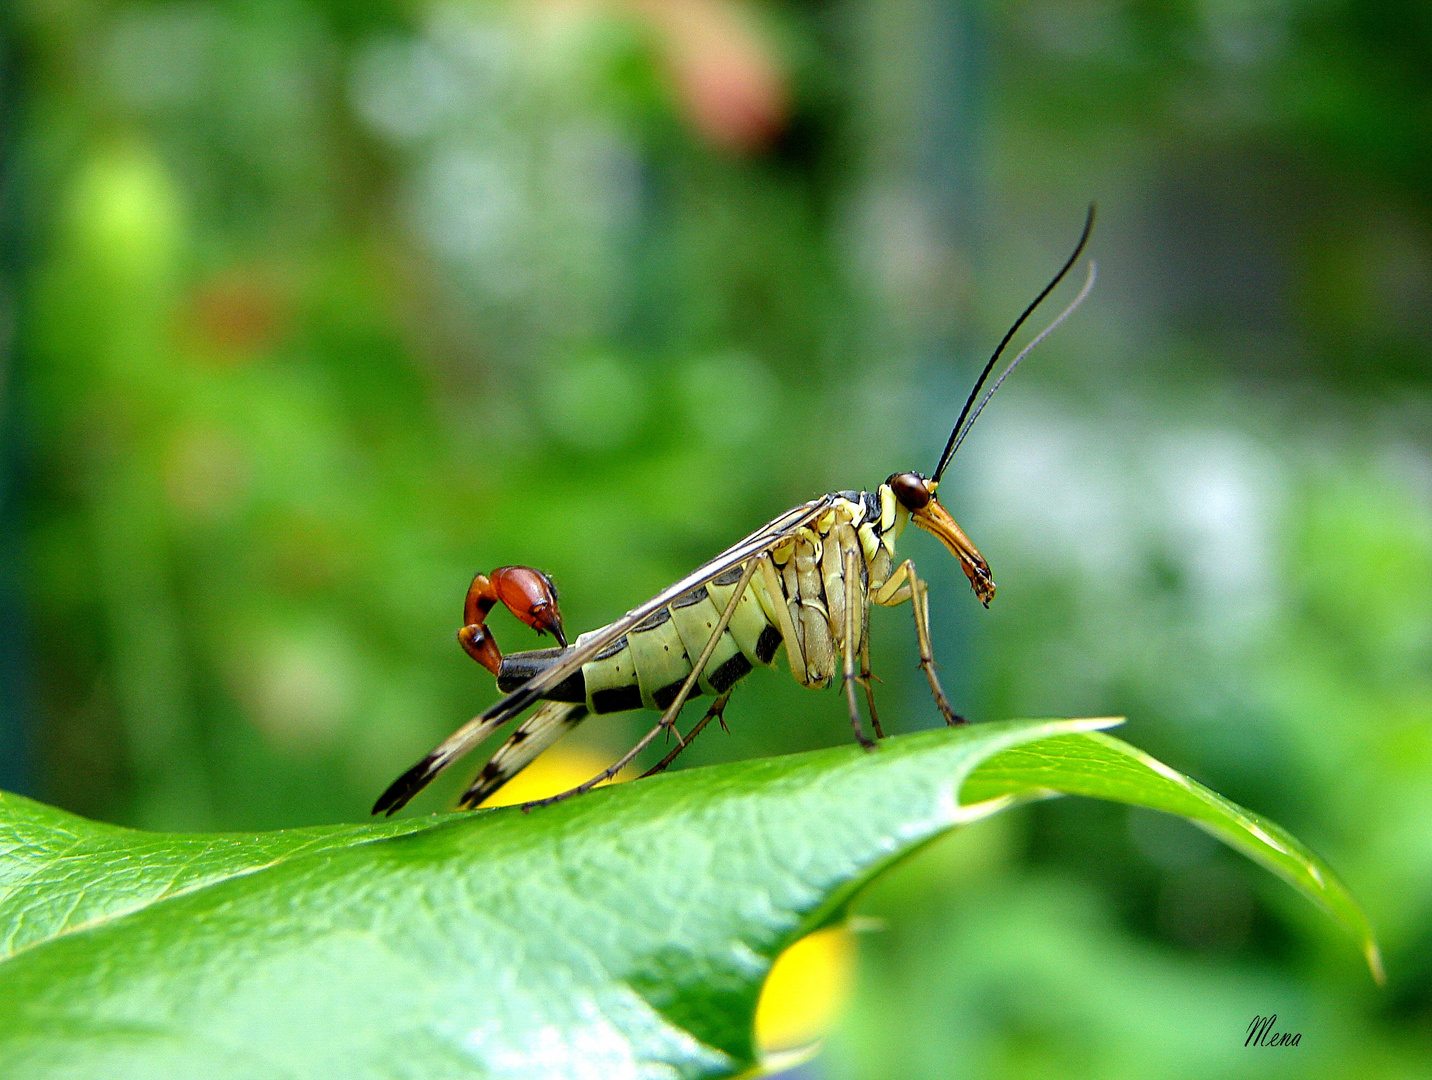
372,754 -> 442,816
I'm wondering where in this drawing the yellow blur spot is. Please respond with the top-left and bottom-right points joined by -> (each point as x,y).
477,745 -> 633,808
754,926 -> 855,1055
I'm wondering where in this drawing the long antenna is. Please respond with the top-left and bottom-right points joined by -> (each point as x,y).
930,203 -> 1096,483
945,261 -> 1096,461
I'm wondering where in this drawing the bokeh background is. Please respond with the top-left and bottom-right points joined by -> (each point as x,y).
2,0 -> 1429,1076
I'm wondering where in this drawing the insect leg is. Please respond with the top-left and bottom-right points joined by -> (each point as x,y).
757,554 -> 808,684
640,689 -> 733,778
859,637 -> 885,739
522,556 -> 761,810
842,545 -> 874,749
906,560 -> 967,726
836,520 -> 884,738
871,560 -> 913,606
457,701 -> 589,808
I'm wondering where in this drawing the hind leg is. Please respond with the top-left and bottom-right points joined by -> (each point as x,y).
640,690 -> 734,778
522,556 -> 761,810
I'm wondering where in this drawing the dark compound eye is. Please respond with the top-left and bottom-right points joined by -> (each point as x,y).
888,472 -> 932,510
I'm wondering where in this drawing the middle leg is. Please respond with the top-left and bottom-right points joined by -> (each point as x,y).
859,636 -> 885,739
842,545 -> 874,748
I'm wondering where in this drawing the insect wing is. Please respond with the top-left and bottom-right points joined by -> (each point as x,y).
372,496 -> 831,815
501,496 -> 826,704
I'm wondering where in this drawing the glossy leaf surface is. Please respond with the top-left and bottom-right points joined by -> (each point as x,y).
0,718 -> 1377,1078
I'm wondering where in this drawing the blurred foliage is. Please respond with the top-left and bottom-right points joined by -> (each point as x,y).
4,0 -> 1430,1075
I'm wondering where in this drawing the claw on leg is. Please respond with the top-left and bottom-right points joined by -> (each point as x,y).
642,690 -> 732,778
663,719 -> 688,749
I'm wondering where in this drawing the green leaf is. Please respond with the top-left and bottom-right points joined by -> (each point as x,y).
0,717 -> 1379,1079
961,729 -> 1385,984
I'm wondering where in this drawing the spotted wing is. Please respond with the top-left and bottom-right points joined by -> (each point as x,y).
371,496 -> 832,815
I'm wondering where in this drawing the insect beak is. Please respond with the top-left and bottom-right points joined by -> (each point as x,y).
912,500 -> 996,606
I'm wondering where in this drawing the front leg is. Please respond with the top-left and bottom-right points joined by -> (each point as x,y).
874,559 -> 967,727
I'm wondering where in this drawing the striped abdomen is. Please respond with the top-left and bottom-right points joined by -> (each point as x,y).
496,490 -> 899,715
497,565 -> 783,715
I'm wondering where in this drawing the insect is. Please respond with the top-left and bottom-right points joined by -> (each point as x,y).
373,207 -> 1096,816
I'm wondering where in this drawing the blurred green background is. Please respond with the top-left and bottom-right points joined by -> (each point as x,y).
2,0 -> 1428,1076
